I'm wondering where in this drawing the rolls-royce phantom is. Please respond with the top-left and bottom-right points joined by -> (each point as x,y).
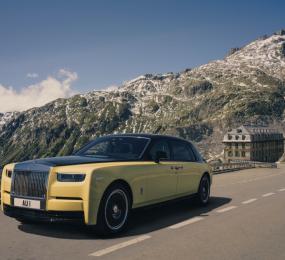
1,134 -> 212,235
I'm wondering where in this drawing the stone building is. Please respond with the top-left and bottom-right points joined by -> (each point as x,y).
223,125 -> 284,162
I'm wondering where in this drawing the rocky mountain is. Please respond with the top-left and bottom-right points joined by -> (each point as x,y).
1,30 -> 285,165
0,112 -> 19,131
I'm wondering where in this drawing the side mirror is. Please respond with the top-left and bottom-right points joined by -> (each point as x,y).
155,151 -> 168,163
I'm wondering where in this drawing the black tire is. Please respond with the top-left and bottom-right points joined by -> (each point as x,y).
95,184 -> 130,236
197,174 -> 210,206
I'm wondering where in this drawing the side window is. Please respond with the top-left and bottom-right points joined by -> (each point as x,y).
171,141 -> 196,162
148,140 -> 171,161
186,143 -> 201,162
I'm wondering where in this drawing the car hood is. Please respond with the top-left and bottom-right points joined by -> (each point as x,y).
14,155 -> 122,171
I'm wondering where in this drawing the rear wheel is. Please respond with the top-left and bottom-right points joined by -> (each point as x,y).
197,174 -> 210,206
95,184 -> 130,236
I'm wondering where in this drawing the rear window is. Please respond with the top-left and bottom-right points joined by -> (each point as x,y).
170,140 -> 197,162
148,140 -> 171,161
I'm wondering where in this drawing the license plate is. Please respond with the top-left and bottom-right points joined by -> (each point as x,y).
14,198 -> 41,210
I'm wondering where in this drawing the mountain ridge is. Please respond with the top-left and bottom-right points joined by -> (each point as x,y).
1,29 -> 285,165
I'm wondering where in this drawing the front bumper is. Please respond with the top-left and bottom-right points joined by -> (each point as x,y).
2,163 -> 101,225
3,204 -> 84,223
1,165 -> 88,223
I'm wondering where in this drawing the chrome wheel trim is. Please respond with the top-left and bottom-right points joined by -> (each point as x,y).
200,177 -> 210,203
104,189 -> 129,231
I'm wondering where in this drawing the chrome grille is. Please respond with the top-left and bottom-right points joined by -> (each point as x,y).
12,170 -> 49,198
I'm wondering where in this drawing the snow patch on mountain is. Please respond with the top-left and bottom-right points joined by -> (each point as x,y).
0,112 -> 18,130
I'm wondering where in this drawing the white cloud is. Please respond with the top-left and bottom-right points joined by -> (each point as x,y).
26,73 -> 39,79
0,69 -> 78,112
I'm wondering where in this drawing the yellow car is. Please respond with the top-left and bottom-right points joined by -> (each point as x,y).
1,134 -> 212,235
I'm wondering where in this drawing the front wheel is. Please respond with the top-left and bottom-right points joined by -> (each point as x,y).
95,184 -> 130,236
197,175 -> 210,206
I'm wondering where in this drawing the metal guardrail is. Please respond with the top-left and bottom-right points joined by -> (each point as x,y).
211,161 -> 277,174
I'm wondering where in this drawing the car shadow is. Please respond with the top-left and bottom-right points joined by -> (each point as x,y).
18,196 -> 231,240
125,196 -> 231,237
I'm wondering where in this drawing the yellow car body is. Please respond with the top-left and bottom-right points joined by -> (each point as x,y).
1,134 -> 212,234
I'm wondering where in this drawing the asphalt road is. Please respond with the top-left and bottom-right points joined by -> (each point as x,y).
0,165 -> 285,260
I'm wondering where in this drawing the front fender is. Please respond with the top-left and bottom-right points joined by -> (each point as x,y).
87,169 -> 113,225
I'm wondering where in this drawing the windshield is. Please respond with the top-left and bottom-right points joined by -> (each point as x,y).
76,136 -> 150,160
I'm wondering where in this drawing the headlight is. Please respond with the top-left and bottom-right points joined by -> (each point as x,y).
57,173 -> 86,182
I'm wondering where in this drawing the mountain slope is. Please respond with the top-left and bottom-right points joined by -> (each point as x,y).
0,112 -> 19,131
1,30 -> 285,165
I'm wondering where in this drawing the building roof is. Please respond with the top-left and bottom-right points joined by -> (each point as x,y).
223,125 -> 284,142
241,125 -> 280,134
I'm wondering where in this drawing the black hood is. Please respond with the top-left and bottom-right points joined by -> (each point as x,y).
14,156 -> 122,171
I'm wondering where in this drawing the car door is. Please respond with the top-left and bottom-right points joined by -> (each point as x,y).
170,140 -> 202,195
145,139 -> 178,202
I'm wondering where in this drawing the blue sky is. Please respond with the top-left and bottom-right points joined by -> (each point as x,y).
0,0 -> 284,94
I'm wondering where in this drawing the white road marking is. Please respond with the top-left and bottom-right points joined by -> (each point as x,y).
278,188 -> 285,192
168,217 -> 204,229
262,192 -> 275,197
216,206 -> 237,213
242,198 -> 257,204
89,235 -> 151,257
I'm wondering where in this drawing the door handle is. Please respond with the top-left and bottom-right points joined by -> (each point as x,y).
171,166 -> 183,170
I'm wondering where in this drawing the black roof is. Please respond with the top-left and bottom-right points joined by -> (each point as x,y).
102,133 -> 189,142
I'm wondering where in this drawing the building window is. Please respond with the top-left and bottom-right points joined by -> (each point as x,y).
242,135 -> 246,140
235,135 -> 239,140
241,151 -> 246,157
228,151 -> 232,157
235,143 -> 238,148
235,151 -> 239,157
242,143 -> 245,148
228,135 -> 232,140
